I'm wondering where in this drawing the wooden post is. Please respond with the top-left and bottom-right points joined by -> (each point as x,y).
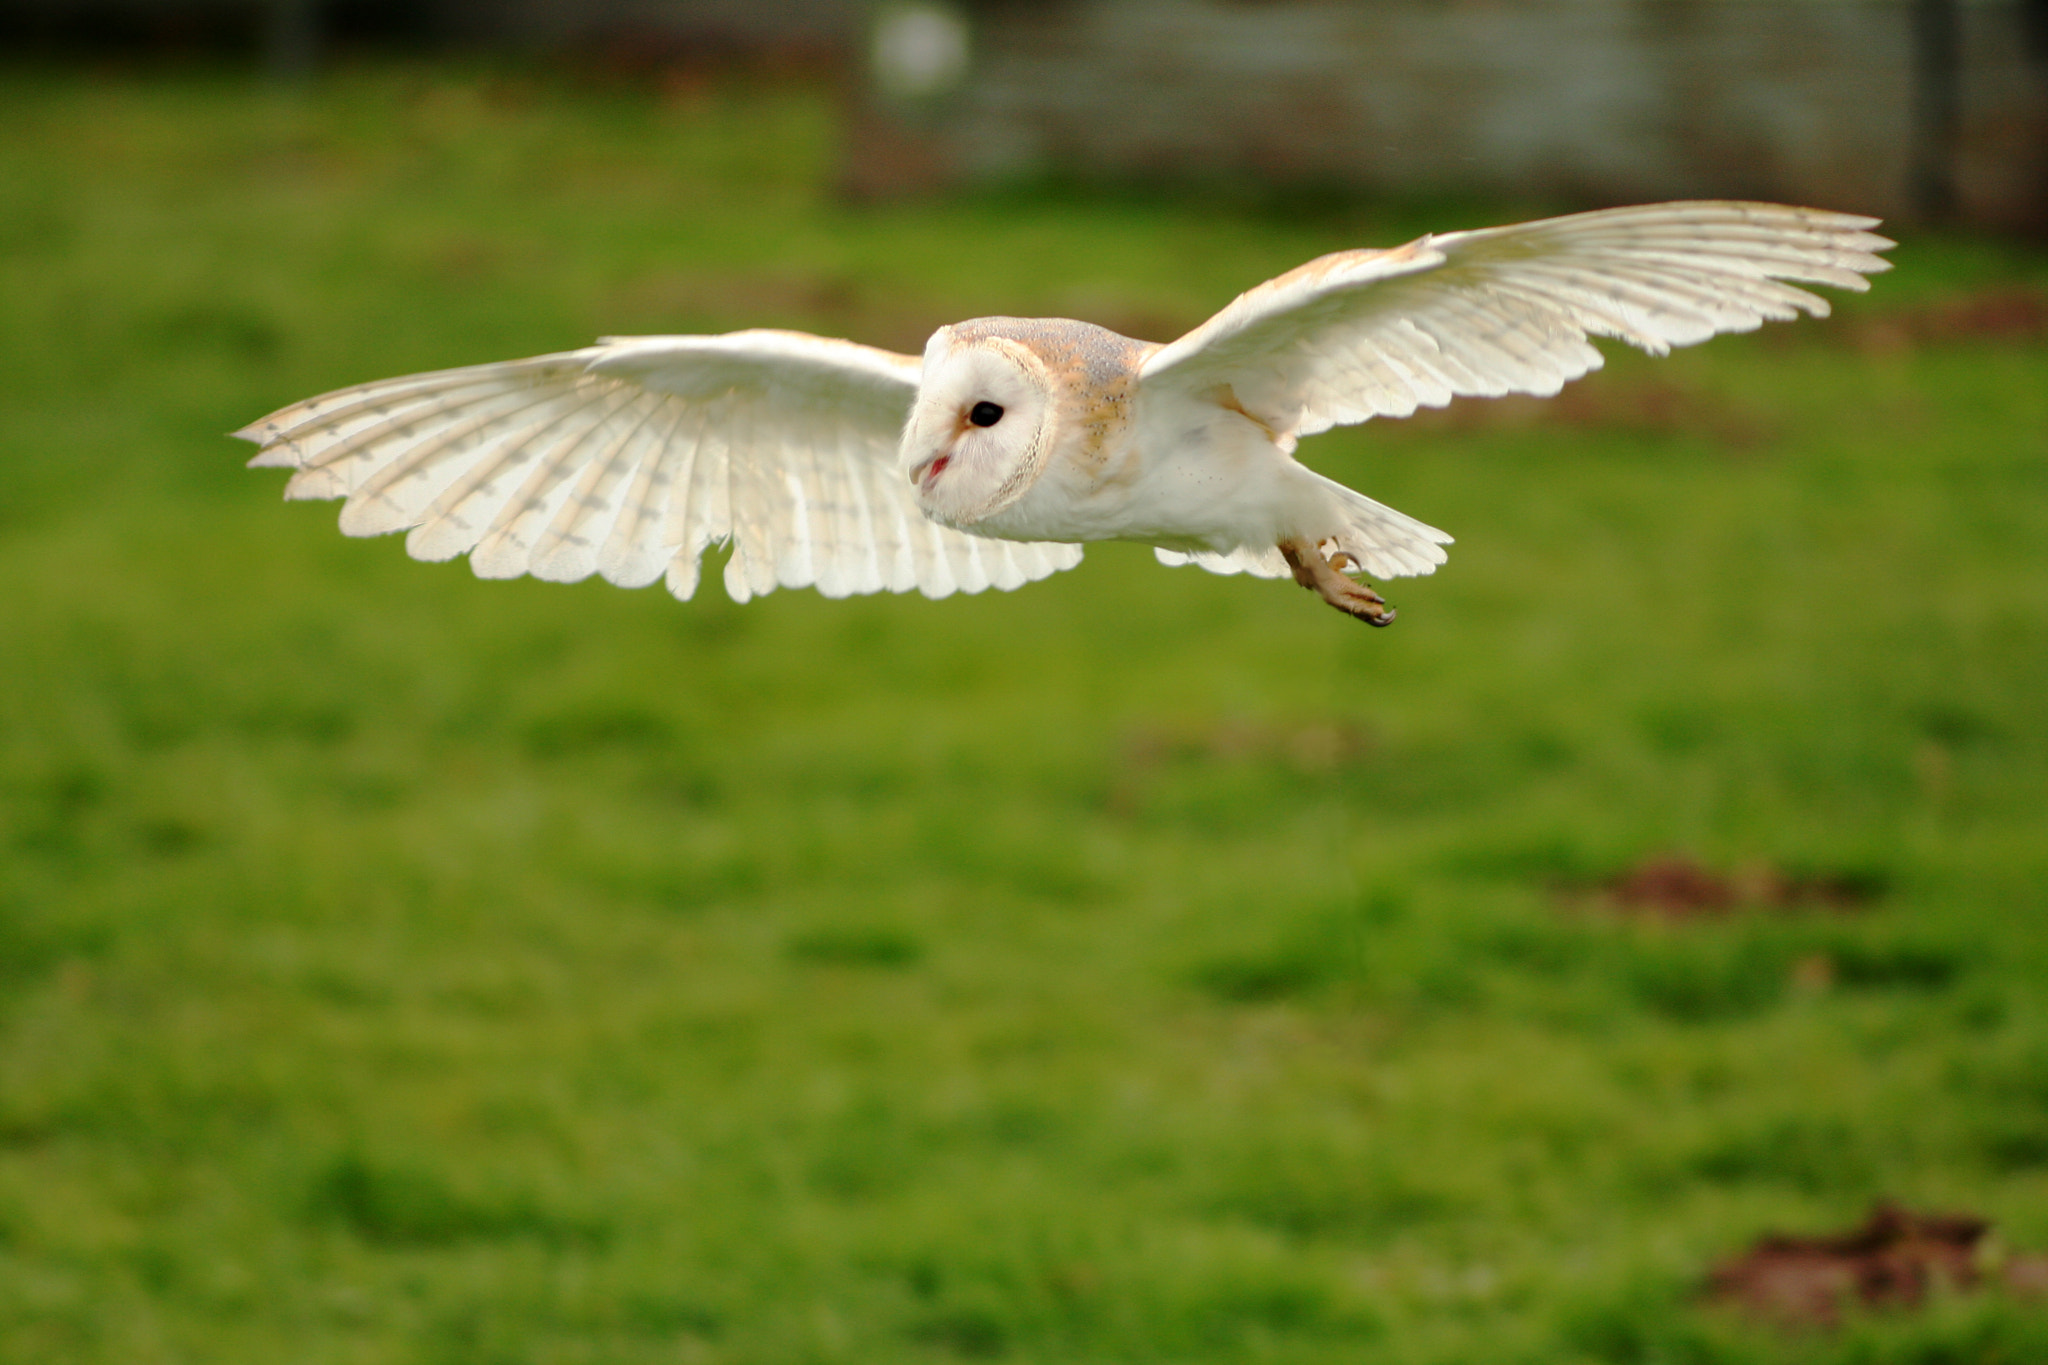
265,0 -> 319,82
1910,0 -> 1961,220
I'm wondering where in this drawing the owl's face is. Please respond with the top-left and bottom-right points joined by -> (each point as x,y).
900,325 -> 1056,529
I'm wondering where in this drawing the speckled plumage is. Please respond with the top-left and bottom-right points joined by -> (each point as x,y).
239,201 -> 1890,623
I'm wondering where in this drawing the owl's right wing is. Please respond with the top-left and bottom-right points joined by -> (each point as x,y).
239,329 -> 1084,603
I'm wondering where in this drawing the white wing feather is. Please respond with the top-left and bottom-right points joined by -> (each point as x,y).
1141,201 -> 1893,442
238,329 -> 1084,603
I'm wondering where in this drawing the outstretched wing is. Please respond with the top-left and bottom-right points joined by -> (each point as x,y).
238,329 -> 1084,603
1140,201 -> 1893,443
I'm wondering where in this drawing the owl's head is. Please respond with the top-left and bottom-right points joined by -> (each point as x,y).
899,321 -> 1060,529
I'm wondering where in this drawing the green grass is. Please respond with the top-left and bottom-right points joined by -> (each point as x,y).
4,60 -> 2048,1364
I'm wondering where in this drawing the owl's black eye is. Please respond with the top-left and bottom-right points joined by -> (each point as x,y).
969,401 -> 1004,428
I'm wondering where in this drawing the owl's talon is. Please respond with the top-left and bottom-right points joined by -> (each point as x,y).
1279,539 -> 1397,627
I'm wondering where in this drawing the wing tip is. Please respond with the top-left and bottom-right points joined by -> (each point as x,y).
245,442 -> 302,469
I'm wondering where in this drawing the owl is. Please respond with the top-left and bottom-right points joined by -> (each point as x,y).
240,201 -> 1890,626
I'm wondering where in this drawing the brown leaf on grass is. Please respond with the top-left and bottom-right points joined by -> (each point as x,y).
1606,855 -> 1739,917
1704,1202 -> 1989,1327
1594,854 -> 1880,921
2003,1253 -> 2048,1298
1851,286 -> 2048,354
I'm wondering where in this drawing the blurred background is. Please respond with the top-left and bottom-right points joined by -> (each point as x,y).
2,2 -> 2046,1362
7,0 -> 2048,224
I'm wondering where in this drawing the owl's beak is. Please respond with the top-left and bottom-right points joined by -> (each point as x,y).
907,453 -> 950,489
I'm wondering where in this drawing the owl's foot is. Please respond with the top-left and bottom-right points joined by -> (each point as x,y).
1280,540 -> 1396,627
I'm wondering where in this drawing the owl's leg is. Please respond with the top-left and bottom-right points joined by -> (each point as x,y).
1279,540 -> 1396,627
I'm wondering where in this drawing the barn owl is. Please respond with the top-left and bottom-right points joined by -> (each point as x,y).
240,201 -> 1890,626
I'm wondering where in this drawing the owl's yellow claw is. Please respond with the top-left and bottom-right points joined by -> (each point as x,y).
1280,540 -> 1396,627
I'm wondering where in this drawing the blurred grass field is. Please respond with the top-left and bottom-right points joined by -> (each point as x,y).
3,60 -> 2048,1364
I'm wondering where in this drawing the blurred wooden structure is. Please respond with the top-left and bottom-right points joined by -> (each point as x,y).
8,0 -> 2042,229
847,0 -> 2048,232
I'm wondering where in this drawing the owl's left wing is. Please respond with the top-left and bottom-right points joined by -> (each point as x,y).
240,329 -> 1083,603
1139,201 -> 1893,443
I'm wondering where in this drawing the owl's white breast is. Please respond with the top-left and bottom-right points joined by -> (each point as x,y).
914,315 -> 1326,557
970,388 -> 1310,554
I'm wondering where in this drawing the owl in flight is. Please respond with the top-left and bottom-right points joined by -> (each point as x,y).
241,202 -> 1890,625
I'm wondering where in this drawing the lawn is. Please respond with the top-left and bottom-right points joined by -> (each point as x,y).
2,59 -> 2046,1364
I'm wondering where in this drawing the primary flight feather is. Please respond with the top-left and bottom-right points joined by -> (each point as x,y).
240,201 -> 1891,625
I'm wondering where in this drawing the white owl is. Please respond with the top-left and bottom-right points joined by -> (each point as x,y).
240,202 -> 1890,626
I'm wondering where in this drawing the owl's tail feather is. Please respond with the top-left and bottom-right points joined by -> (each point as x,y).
1310,471 -> 1453,580
1153,470 -> 1452,582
